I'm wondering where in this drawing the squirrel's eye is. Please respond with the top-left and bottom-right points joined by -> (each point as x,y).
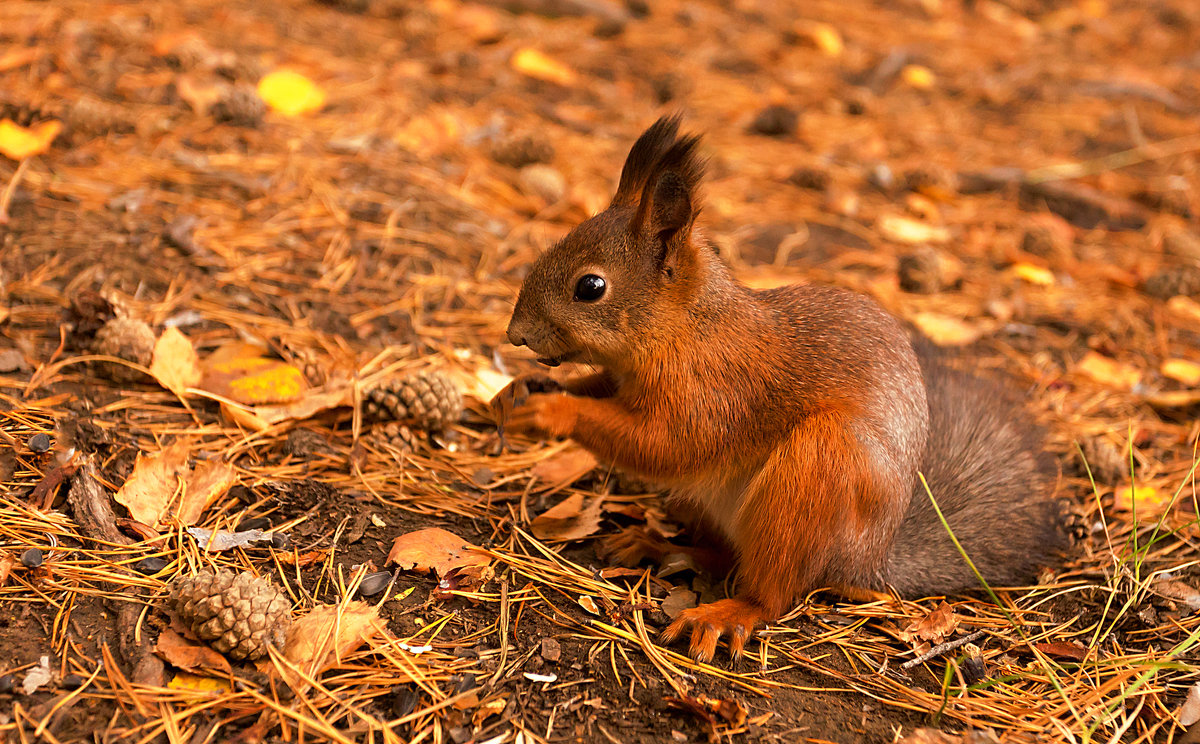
573,274 -> 607,302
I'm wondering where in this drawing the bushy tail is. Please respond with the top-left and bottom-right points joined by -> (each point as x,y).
885,340 -> 1068,596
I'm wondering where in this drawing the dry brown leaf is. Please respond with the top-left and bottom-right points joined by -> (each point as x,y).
1150,577 -> 1200,610
578,595 -> 600,615
387,527 -> 492,580
154,627 -> 232,674
114,440 -> 190,527
530,493 -> 604,541
220,401 -> 271,432
912,312 -> 982,347
280,602 -> 379,689
1076,352 -> 1140,389
661,587 -> 697,618
177,460 -> 237,525
900,600 -> 959,644
251,385 -> 352,425
150,327 -> 201,396
532,447 -> 598,489
1030,641 -> 1088,661
1161,359 -> 1200,387
0,553 -> 15,586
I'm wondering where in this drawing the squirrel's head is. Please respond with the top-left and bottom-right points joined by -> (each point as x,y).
505,116 -> 707,369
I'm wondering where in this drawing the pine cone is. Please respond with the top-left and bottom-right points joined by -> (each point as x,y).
93,316 -> 156,383
1143,266 -> 1200,299
211,86 -> 265,128
364,370 -> 463,431
369,422 -> 420,451
170,569 -> 291,661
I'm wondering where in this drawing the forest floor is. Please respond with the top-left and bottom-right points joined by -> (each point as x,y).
2,0 -> 1200,742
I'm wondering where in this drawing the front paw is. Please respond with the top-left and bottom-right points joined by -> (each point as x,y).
505,393 -> 576,439
661,598 -> 765,662
490,374 -> 563,428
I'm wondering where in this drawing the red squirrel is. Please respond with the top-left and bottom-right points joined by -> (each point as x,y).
491,117 -> 1067,662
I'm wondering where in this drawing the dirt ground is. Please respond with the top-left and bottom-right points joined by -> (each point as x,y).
2,0 -> 1200,742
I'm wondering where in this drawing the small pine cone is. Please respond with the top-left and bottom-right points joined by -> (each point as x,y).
897,247 -> 962,294
490,132 -> 555,169
282,346 -> 325,386
363,370 -> 463,431
370,422 -> 420,451
93,316 -> 156,383
1143,266 -> 1200,299
170,569 -> 291,661
211,86 -> 265,127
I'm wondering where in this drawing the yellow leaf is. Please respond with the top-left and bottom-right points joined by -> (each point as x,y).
912,312 -> 982,347
0,119 -> 61,160
257,70 -> 326,117
1162,359 -> 1200,387
150,327 -> 201,396
167,672 -> 233,693
114,441 -> 191,527
203,355 -> 305,405
1077,351 -> 1140,389
1011,263 -> 1055,286
809,23 -> 844,56
511,48 -> 576,86
901,64 -> 936,89
878,214 -> 950,244
1113,484 -> 1166,514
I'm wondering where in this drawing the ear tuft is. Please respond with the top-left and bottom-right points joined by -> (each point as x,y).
612,115 -> 705,208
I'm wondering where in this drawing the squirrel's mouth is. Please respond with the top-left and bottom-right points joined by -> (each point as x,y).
536,350 -> 578,367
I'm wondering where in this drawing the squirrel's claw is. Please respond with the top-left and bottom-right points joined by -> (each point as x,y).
661,598 -> 764,663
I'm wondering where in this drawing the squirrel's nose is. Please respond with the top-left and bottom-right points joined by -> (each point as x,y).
506,325 -> 527,347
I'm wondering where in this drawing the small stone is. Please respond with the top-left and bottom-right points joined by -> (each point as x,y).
61,674 -> 86,690
20,548 -> 43,568
28,433 -> 51,453
748,105 -> 799,137
0,674 -> 13,695
540,637 -> 561,662
518,164 -> 567,204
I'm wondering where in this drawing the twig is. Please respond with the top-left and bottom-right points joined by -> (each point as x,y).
0,157 -> 30,224
901,630 -> 986,670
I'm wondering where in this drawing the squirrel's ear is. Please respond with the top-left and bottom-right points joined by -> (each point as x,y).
631,133 -> 705,264
612,116 -> 683,207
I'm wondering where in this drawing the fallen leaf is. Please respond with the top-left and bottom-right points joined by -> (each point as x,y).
167,672 -> 233,693
250,385 -> 352,425
1030,641 -> 1088,661
1011,262 -> 1055,286
114,441 -> 191,527
1150,577 -> 1200,610
901,64 -> 936,89
177,460 -> 237,525
531,493 -> 604,541
257,70 -> 326,116
281,602 -> 379,689
511,48 -> 576,86
900,601 -> 959,644
1145,389 -> 1200,409
220,401 -> 272,432
578,595 -> 600,615
150,327 -> 201,396
0,553 -> 14,586
1076,352 -> 1140,389
387,527 -> 492,580
187,526 -> 274,552
277,549 -> 328,567
0,119 -> 61,160
878,214 -> 951,244
531,447 -> 598,489
661,587 -> 697,618
154,628 -> 232,674
1162,359 -> 1200,387
22,656 -> 52,695
912,312 -> 982,347
1112,484 -> 1166,514
802,22 -> 843,56
201,349 -> 305,405
1179,682 -> 1200,727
